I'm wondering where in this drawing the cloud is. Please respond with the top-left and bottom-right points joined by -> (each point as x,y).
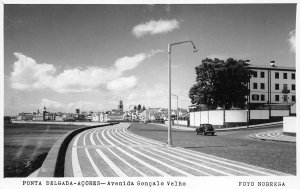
125,83 -> 168,109
106,76 -> 137,91
10,50 -> 163,93
166,5 -> 171,12
51,67 -> 119,93
10,52 -> 56,90
124,83 -> 192,110
288,30 -> 295,53
206,54 -> 230,60
39,98 -> 105,112
206,53 -> 253,61
67,101 -> 105,112
150,49 -> 165,54
132,19 -> 180,38
40,98 -> 63,109
115,49 -> 163,72
115,54 -> 147,72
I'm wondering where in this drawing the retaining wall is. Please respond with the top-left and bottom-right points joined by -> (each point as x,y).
190,110 -> 248,127
174,120 -> 188,126
283,116 -> 297,135
250,110 -> 269,119
12,120 -> 107,126
190,109 -> 293,127
37,122 -> 114,177
271,110 -> 290,117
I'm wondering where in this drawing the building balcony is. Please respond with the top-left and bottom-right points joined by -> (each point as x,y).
282,89 -> 290,94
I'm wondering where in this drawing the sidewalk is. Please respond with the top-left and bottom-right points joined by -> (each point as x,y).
152,121 -> 283,132
249,129 -> 296,143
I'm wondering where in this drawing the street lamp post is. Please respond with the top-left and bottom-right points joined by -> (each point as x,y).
168,41 -> 198,146
129,105 -> 134,123
245,60 -> 250,128
171,94 -> 179,127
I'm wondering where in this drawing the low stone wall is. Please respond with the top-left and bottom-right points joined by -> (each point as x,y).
173,120 -> 188,126
12,120 -> 108,126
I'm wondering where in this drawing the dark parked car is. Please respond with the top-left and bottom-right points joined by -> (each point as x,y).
196,124 -> 215,135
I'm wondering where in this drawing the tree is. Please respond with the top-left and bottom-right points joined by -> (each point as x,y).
137,104 -> 142,110
189,58 -> 253,109
134,106 -> 137,110
142,106 -> 146,111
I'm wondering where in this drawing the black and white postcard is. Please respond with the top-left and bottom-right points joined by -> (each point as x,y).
1,1 -> 299,189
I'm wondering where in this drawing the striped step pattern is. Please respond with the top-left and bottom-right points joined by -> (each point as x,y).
64,123 -> 290,177
249,129 -> 296,143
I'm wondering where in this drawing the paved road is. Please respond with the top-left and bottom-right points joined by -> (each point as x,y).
129,123 -> 296,175
64,123 -> 290,177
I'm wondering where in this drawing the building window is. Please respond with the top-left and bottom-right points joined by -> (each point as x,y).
260,83 -> 265,90
252,94 -> 259,101
283,73 -> 287,79
253,71 -> 257,78
275,72 -> 279,79
275,84 -> 279,90
260,72 -> 265,78
292,95 -> 296,102
261,94 -> 265,101
275,95 -> 280,101
292,73 -> 295,80
253,83 -> 257,89
283,84 -> 288,90
292,84 -> 295,91
283,95 -> 288,103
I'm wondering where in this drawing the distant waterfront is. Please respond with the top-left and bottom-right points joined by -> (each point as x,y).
4,122 -> 84,177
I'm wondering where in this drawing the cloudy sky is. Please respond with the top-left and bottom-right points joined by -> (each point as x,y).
4,4 -> 296,115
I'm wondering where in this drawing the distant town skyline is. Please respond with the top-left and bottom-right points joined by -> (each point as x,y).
4,4 -> 296,116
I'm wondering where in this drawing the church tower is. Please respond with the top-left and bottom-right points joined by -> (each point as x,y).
118,100 -> 123,111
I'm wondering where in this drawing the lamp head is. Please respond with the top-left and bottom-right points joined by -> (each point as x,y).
193,47 -> 198,53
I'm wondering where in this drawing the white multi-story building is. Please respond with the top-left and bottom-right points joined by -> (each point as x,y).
92,112 -> 107,122
248,62 -> 296,107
